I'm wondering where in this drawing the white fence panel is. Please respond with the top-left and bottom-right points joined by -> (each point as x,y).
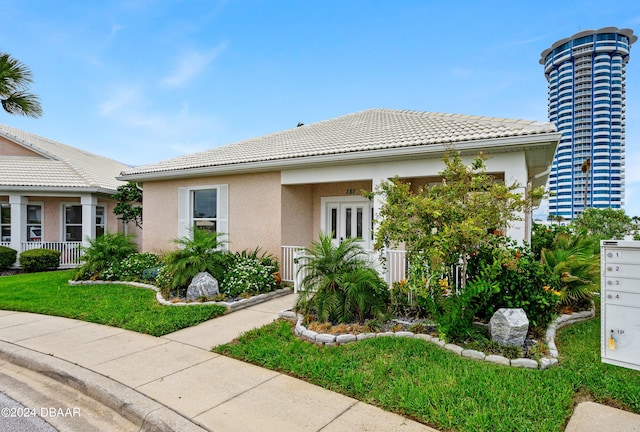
281,246 -> 305,283
284,245 -> 408,292
20,242 -> 83,268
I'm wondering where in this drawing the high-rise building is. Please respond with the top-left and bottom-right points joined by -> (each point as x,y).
540,27 -> 636,220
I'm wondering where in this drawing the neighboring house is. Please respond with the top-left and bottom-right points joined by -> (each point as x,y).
118,108 -> 560,282
0,124 -> 138,267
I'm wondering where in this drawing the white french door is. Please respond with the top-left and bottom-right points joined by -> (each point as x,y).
323,197 -> 372,248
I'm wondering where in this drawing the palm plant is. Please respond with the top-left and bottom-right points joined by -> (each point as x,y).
295,233 -> 389,324
0,52 -> 42,118
74,233 -> 138,280
161,228 -> 229,291
541,231 -> 600,306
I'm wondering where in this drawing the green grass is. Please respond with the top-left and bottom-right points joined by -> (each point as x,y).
0,270 -> 227,336
216,317 -> 640,432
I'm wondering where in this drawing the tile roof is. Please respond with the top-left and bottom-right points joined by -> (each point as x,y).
0,124 -> 130,191
121,108 -> 557,178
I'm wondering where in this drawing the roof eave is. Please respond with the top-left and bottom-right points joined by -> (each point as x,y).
0,186 -> 118,195
118,132 -> 561,182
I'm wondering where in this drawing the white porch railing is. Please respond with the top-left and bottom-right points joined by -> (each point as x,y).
281,246 -> 305,283
282,246 -> 408,292
2,242 -> 84,269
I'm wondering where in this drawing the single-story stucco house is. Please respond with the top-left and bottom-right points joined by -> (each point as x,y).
0,124 -> 140,267
118,108 -> 560,283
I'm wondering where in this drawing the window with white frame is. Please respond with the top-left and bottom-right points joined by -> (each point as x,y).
1,203 -> 10,242
63,204 -> 106,242
64,205 -> 83,241
178,185 -> 228,242
96,206 -> 105,237
27,204 -> 42,241
192,189 -> 217,232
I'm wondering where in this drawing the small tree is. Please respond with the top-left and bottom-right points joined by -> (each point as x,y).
375,151 -> 541,289
571,207 -> 633,240
374,151 -> 543,339
112,182 -> 143,229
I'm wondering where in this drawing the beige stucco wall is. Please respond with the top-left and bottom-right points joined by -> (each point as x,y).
0,136 -> 42,157
142,171 -> 283,258
281,184 -> 313,248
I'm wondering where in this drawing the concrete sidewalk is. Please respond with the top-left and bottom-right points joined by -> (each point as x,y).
0,294 -> 638,431
0,295 -> 433,432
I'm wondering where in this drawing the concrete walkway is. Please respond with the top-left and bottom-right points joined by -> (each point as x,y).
0,294 -> 638,431
0,295 -> 433,432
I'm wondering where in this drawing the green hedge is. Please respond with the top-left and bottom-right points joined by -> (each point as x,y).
0,246 -> 17,270
19,249 -> 61,273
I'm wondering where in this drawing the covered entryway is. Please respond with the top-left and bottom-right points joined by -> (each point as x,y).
321,196 -> 372,249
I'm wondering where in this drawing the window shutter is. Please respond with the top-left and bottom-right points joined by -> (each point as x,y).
177,187 -> 189,242
218,184 -> 229,248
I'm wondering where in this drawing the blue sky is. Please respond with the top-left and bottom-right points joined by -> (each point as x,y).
2,1 -> 640,216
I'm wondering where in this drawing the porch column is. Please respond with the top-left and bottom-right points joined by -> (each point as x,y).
81,194 -> 97,247
9,195 -> 27,253
371,176 -> 390,283
371,176 -> 389,244
503,158 -> 529,245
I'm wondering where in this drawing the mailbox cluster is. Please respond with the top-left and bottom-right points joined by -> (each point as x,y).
601,240 -> 640,371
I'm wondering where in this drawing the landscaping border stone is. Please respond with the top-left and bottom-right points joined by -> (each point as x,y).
282,307 -> 596,370
68,279 -> 292,313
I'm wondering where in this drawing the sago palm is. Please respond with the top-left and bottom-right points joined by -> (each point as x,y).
541,231 -> 600,305
295,233 -> 389,324
75,233 -> 138,280
162,228 -> 229,290
0,52 -> 42,118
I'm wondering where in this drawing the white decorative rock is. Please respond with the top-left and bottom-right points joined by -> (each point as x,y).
302,329 -> 318,340
462,349 -> 486,360
489,308 -> 529,346
186,272 -> 219,300
315,333 -> 336,344
394,331 -> 414,338
539,357 -> 559,370
376,332 -> 395,337
336,334 -> 357,344
444,344 -> 464,355
485,354 -> 511,366
356,333 -> 376,341
510,358 -> 539,369
414,334 -> 433,342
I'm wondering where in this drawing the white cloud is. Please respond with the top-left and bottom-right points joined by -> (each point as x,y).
98,85 -> 142,116
161,41 -> 228,87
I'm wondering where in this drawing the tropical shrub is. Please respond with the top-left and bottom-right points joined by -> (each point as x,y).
531,222 -> 571,260
222,250 -> 278,298
160,228 -> 230,297
295,234 -> 389,324
74,233 -> 138,280
541,230 -> 600,309
19,248 -> 60,272
102,252 -> 160,282
388,279 -> 427,319
467,243 -> 562,329
0,246 -> 17,270
571,207 -> 634,240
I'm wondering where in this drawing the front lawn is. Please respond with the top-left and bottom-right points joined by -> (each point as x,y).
0,270 -> 227,336
216,317 -> 640,432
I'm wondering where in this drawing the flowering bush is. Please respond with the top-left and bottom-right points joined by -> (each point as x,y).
154,265 -> 175,298
102,252 -> 160,282
221,255 -> 277,298
467,245 -> 561,329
